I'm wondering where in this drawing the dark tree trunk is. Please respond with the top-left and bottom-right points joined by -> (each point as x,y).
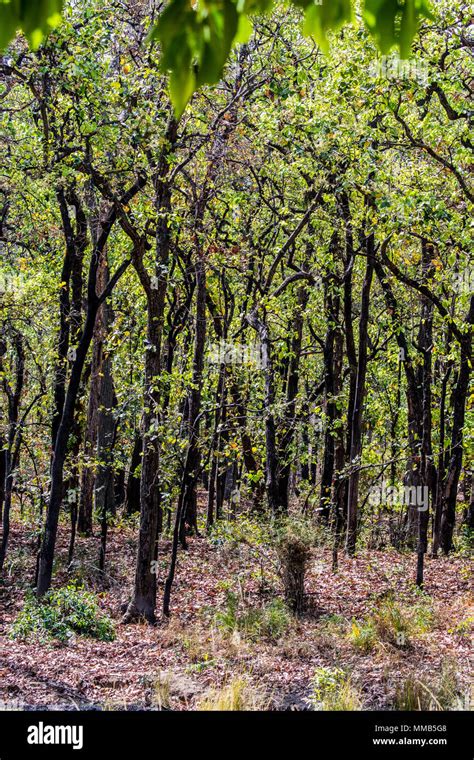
331,321 -> 345,570
94,254 -> 117,572
0,332 -> 24,574
207,363 -> 226,529
0,443 -> 5,525
439,295 -> 473,552
277,283 -> 308,511
124,120 -> 177,623
374,258 -> 424,548
416,241 -> 436,587
247,310 -> 281,513
319,279 -> 340,521
125,434 -> 142,515
345,228 -> 375,555
180,252 -> 207,540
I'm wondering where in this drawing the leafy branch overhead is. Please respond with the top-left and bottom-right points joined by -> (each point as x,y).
0,0 -> 434,115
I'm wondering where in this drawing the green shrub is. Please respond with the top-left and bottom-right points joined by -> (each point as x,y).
448,616 -> 473,638
308,667 -> 361,711
242,598 -> 292,641
215,589 -> 240,634
410,598 -> 435,633
10,585 -> 115,643
215,590 -> 291,642
348,619 -> 377,652
349,593 -> 435,652
371,594 -> 410,646
209,515 -> 270,550
318,613 -> 348,630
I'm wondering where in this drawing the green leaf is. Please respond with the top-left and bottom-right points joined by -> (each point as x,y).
0,0 -> 436,117
302,0 -> 353,54
234,14 -> 253,45
153,0 -> 240,117
0,0 -> 64,50
363,0 -> 434,58
0,3 -> 18,51
169,57 -> 196,118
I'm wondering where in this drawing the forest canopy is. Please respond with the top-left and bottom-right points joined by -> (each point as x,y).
0,0 -> 435,114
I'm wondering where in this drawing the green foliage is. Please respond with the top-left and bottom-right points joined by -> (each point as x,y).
209,514 -> 271,550
215,589 -> 291,641
301,0 -> 352,54
348,593 -> 435,651
348,618 -> 377,652
448,616 -> 474,639
0,0 -> 434,115
10,585 -> 115,643
363,0 -> 434,58
370,593 -> 411,645
317,613 -> 349,634
151,0 -> 242,117
410,596 -> 435,633
0,0 -> 63,49
308,667 -> 361,711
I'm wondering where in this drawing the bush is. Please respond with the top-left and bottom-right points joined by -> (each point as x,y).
208,515 -> 270,551
308,667 -> 361,711
10,585 -> 115,643
242,598 -> 292,641
371,594 -> 411,646
215,590 -> 291,642
348,619 -> 377,652
349,593 -> 435,652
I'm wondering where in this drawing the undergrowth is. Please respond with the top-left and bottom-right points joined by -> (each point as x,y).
10,584 -> 115,643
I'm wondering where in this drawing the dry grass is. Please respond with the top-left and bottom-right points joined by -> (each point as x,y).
197,676 -> 271,711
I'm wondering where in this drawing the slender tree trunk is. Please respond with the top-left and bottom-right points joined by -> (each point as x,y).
319,281 -> 340,521
0,332 -> 24,575
416,241 -> 436,587
247,310 -> 281,513
180,252 -> 207,540
125,433 -> 142,515
207,363 -> 226,529
345,229 -> 374,555
439,296 -> 473,552
277,284 -> 308,510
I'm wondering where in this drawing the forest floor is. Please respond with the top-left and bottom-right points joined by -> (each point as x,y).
0,501 -> 472,711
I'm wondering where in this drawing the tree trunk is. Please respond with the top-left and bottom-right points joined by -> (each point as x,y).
345,229 -> 374,555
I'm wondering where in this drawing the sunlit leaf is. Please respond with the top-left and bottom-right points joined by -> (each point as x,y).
302,0 -> 353,54
363,0 -> 434,58
0,0 -> 436,116
0,0 -> 64,49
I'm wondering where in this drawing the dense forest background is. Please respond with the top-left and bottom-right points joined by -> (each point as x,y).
0,0 -> 472,711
